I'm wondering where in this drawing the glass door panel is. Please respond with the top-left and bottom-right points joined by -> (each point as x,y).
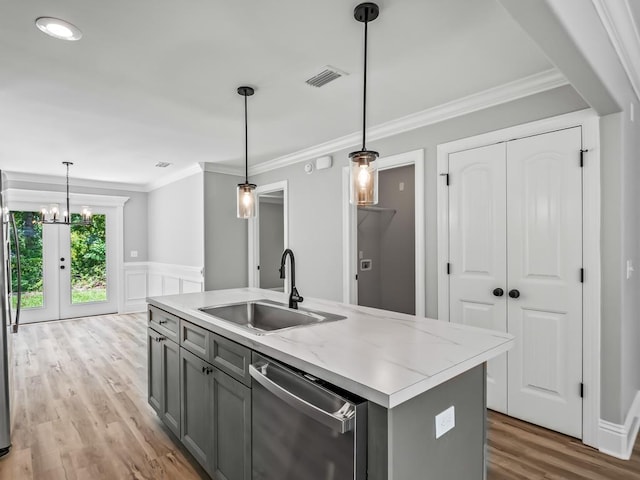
10,211 -> 44,310
69,213 -> 108,305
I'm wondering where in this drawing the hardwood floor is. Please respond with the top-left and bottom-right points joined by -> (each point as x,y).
0,313 -> 638,479
0,313 -> 205,480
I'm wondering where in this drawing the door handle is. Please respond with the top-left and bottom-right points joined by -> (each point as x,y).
508,289 -> 520,299
60,257 -> 65,262
249,361 -> 356,434
60,265 -> 66,270
492,288 -> 504,297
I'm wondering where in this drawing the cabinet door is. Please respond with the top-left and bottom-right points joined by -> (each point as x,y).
148,328 -> 162,414
180,347 -> 214,472
161,338 -> 181,437
212,369 -> 252,480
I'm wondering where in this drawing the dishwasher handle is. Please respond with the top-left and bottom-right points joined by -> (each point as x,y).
249,362 -> 355,434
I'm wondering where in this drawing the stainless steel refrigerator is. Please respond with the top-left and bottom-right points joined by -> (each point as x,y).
0,171 -> 21,457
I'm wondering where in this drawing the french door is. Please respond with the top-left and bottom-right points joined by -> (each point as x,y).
11,207 -> 117,323
447,127 -> 584,438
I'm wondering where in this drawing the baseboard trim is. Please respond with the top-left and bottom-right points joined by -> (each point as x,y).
599,391 -> 640,460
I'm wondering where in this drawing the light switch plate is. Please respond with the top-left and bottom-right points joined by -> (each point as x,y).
627,260 -> 634,279
130,250 -> 138,258
435,406 -> 455,439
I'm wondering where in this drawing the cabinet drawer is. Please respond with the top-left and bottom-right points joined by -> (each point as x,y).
212,334 -> 251,387
181,320 -> 212,361
148,306 -> 179,343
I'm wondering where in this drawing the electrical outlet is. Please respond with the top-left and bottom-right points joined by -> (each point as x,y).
627,260 -> 634,279
399,182 -> 405,191
130,250 -> 138,258
435,406 -> 455,439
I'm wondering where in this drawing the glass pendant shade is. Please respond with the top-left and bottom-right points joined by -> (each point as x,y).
349,150 -> 379,205
40,162 -> 93,226
237,183 -> 257,219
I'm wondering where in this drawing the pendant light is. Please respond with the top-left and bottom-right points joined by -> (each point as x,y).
349,2 -> 380,206
236,86 -> 257,219
40,162 -> 92,226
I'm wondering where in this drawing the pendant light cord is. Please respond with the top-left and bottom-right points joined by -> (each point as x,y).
362,14 -> 369,151
244,93 -> 249,183
65,163 -> 70,221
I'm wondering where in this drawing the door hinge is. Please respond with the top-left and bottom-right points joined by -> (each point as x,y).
447,263 -> 451,275
257,265 -> 260,270
580,382 -> 584,398
580,149 -> 588,167
440,173 -> 450,186
355,274 -> 358,281
580,268 -> 585,283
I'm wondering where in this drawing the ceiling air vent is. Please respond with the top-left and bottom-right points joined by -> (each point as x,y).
155,162 -> 172,168
305,66 -> 348,88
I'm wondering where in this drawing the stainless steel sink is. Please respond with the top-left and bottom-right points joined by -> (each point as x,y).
199,299 -> 346,335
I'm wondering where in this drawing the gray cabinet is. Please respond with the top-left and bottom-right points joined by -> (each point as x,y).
148,328 -> 163,414
180,347 -> 214,471
148,327 -> 181,438
179,345 -> 252,480
161,336 -> 180,437
212,368 -> 251,480
151,307 -> 252,480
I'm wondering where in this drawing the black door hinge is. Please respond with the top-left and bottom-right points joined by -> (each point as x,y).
440,173 -> 450,186
257,265 -> 260,270
580,149 -> 588,167
580,268 -> 585,283
355,274 -> 358,281
580,382 -> 584,398
447,263 -> 451,275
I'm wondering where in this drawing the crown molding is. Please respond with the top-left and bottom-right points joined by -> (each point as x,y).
200,162 -> 244,177
3,171 -> 148,192
592,0 -> 640,102
248,68 -> 568,176
144,163 -> 203,192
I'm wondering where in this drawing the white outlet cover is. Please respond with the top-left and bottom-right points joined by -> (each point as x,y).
626,260 -> 634,279
130,250 -> 138,258
435,406 -> 455,439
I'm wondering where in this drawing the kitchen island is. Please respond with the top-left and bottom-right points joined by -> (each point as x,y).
147,288 -> 513,480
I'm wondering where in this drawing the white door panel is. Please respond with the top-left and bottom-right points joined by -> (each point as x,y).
449,143 -> 507,413
506,127 -> 583,438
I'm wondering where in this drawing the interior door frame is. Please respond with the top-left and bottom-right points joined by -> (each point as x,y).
342,149 -> 426,316
247,180 -> 289,292
435,108 -> 600,448
5,189 -> 129,317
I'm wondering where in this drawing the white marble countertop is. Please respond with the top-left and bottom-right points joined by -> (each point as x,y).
147,288 -> 513,409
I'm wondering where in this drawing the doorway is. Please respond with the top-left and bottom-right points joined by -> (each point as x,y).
357,165 -> 415,314
248,181 -> 288,291
343,149 -> 426,316
10,208 -> 118,323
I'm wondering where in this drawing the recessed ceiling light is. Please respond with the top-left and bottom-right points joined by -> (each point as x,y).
35,17 -> 83,41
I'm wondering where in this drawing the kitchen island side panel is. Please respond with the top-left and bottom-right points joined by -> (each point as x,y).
368,364 -> 486,480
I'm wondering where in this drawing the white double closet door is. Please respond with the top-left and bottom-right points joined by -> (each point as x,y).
448,127 -> 583,438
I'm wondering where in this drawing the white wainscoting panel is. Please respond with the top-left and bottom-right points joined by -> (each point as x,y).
122,262 -> 204,313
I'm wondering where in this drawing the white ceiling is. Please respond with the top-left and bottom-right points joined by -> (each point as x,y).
0,0 -> 553,186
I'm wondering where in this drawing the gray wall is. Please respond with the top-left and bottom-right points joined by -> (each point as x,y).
147,173 -> 203,267
259,199 -> 284,289
5,179 -> 148,262
253,85 -> 587,317
379,165 -> 415,314
203,171 -> 248,290
357,207 -> 382,309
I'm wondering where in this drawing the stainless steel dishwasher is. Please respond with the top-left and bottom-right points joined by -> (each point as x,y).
250,353 -> 367,480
